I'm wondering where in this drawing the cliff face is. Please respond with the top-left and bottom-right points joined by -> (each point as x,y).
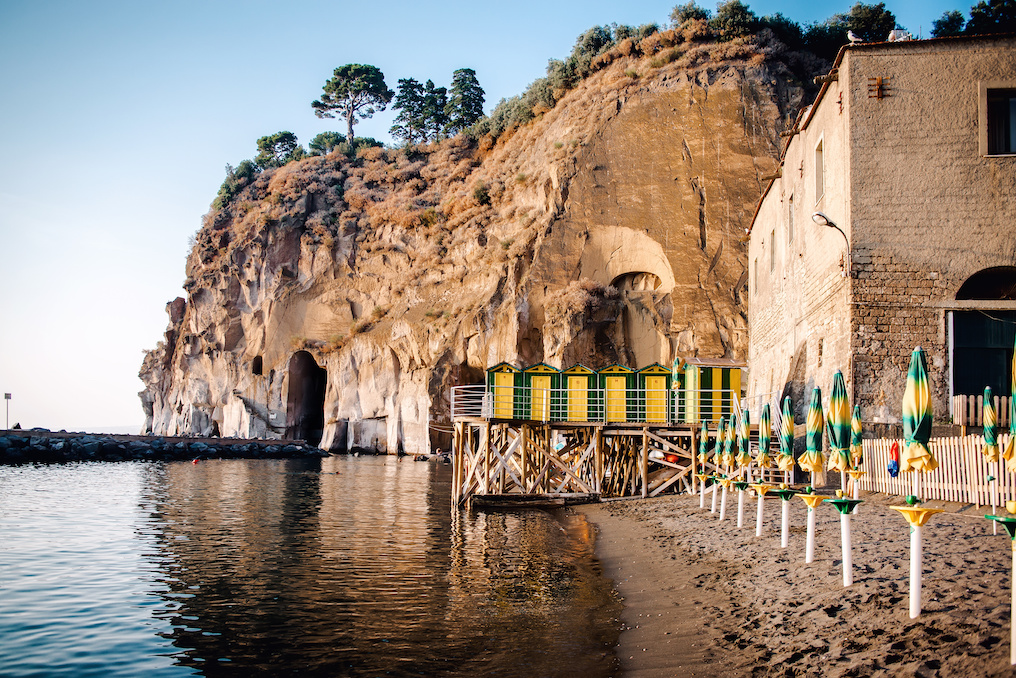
140,46 -> 804,453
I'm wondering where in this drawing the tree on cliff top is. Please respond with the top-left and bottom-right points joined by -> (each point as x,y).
312,64 -> 394,143
445,68 -> 485,136
254,131 -> 305,169
390,78 -> 428,144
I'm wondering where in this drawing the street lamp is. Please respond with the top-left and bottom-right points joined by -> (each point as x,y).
812,212 -> 850,276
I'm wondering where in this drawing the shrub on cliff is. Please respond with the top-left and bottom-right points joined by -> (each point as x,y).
213,160 -> 259,210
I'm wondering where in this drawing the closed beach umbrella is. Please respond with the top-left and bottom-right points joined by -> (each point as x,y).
723,417 -> 737,470
698,420 -> 710,506
757,403 -> 773,469
901,346 -> 937,479
984,386 -> 1000,533
1003,336 -> 1016,471
713,416 -> 725,469
777,396 -> 796,478
798,387 -> 825,484
894,346 -> 941,619
737,408 -> 753,470
826,371 -> 852,489
850,405 -> 863,467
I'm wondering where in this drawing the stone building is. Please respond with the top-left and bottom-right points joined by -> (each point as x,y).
747,34 -> 1016,426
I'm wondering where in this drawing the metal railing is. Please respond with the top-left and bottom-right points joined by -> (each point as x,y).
450,384 -> 743,425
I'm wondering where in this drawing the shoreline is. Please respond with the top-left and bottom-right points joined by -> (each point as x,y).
581,491 -> 1016,677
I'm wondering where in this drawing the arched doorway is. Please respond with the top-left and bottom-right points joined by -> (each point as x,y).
953,267 -> 1016,398
286,351 -> 327,446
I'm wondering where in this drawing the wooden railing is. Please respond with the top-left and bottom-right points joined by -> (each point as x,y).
952,394 -> 1011,427
859,434 -> 1014,504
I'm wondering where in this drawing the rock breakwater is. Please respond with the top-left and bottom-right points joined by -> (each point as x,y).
0,430 -> 327,465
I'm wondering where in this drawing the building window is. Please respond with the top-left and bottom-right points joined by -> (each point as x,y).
988,88 -> 1016,155
980,81 -> 1016,156
814,139 -> 825,201
770,229 -> 776,272
788,194 -> 795,243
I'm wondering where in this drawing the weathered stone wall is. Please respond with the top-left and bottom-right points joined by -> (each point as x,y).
749,35 -> 1016,427
848,37 -> 1016,423
747,64 -> 851,422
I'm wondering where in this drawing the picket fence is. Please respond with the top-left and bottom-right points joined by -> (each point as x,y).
859,434 -> 1016,506
951,394 -> 1011,427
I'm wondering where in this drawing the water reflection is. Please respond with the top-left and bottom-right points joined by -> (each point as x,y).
1,459 -> 620,677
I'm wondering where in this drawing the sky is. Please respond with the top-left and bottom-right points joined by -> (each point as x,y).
0,0 -> 960,433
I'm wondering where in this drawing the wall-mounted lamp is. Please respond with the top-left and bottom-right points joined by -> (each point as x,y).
812,212 -> 850,277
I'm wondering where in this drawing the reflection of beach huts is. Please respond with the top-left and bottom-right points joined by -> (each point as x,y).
597,364 -> 635,422
562,364 -> 596,422
679,358 -> 744,424
522,363 -> 560,421
486,362 -> 520,419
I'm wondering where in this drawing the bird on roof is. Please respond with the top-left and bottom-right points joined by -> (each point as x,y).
847,30 -> 863,44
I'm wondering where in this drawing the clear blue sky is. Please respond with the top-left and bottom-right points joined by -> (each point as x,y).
0,0 -> 958,433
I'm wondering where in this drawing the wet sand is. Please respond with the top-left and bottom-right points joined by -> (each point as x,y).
581,491 -> 1016,677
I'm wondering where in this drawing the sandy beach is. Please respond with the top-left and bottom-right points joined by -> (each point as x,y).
581,490 -> 1016,677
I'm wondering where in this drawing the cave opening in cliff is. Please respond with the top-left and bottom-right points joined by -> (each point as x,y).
285,351 -> 327,446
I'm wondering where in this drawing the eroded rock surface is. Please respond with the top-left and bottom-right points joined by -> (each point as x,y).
141,49 -> 805,453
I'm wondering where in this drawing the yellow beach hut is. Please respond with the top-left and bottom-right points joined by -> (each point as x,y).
597,364 -> 635,423
562,364 -> 595,422
486,362 -> 521,419
522,363 -> 561,421
637,363 -> 673,423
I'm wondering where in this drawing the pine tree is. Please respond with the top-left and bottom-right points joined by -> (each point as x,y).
390,78 -> 428,144
423,80 -> 449,141
312,64 -> 394,144
445,68 -> 485,136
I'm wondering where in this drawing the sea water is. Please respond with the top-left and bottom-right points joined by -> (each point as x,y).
0,457 -> 621,676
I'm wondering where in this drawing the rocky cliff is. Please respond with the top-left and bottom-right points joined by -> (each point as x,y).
140,34 -> 811,453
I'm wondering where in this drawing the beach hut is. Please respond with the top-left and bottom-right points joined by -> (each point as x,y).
562,364 -> 596,422
486,363 -> 521,419
637,363 -> 673,423
522,363 -> 561,421
597,364 -> 635,422
680,358 -> 745,423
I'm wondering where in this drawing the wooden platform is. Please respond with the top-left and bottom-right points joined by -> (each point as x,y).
451,420 -> 724,507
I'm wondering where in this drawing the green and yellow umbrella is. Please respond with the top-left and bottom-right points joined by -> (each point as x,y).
850,405 -> 863,467
699,420 -> 710,470
1003,335 -> 1016,471
737,408 -> 752,468
826,371 -> 852,474
901,346 -> 937,474
798,387 -> 825,479
724,417 -> 737,469
777,396 -> 796,473
984,386 -> 1000,533
758,403 -> 773,469
984,386 -> 999,464
713,416 -> 725,469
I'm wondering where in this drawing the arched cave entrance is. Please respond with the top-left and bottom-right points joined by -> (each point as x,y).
953,267 -> 1016,398
285,351 -> 327,446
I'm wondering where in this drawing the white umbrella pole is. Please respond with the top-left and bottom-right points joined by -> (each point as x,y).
711,481 -> 718,513
699,479 -> 705,508
910,525 -> 923,618
755,494 -> 765,537
913,471 -> 920,500
737,490 -> 745,528
840,512 -> 853,587
852,474 -> 860,515
781,500 -> 790,548
841,469 -> 846,494
805,507 -> 816,564
719,484 -> 728,521
994,461 -> 999,536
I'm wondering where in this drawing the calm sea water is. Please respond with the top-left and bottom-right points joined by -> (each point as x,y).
0,457 -> 621,677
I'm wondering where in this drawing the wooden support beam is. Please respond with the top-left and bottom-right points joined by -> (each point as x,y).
642,429 -> 649,499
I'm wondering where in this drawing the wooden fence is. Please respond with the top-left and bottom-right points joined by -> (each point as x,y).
860,434 -> 1016,505
952,394 -> 1011,427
